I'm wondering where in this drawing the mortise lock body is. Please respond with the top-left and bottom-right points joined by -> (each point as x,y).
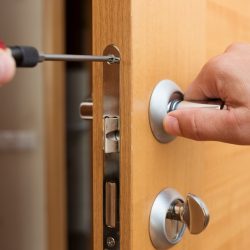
80,45 -> 121,250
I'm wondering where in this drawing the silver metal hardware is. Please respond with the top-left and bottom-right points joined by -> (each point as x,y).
106,237 -> 116,248
103,45 -> 120,250
171,193 -> 209,234
39,52 -> 120,64
149,80 -> 224,143
149,188 -> 209,249
79,110 -> 119,154
105,182 -> 117,228
169,100 -> 222,112
80,100 -> 93,120
149,80 -> 181,143
150,188 -> 186,249
104,116 -> 120,153
78,45 -> 120,249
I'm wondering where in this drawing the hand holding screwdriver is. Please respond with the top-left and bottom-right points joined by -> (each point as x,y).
0,41 -> 15,85
0,40 -> 120,84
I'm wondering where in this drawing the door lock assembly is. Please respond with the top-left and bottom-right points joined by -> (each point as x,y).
8,42 -> 121,250
10,43 -> 214,250
150,188 -> 210,249
80,45 -> 121,250
149,80 -> 225,143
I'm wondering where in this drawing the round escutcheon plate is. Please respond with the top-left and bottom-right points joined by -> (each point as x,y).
149,80 -> 183,143
149,188 -> 186,249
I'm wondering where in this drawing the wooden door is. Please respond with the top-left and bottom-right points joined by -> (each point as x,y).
43,1 -> 67,250
92,1 -> 250,249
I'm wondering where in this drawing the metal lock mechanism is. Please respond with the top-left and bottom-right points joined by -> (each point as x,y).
149,188 -> 209,249
149,80 -> 224,143
80,45 -> 121,250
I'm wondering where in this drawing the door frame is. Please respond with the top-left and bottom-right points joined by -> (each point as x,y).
43,1 -> 67,250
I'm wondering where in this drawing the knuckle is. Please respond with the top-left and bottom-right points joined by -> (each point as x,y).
205,55 -> 231,80
225,43 -> 243,52
225,42 -> 250,52
180,112 -> 203,141
190,113 -> 202,141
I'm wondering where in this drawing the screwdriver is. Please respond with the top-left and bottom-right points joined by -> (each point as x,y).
9,45 -> 120,67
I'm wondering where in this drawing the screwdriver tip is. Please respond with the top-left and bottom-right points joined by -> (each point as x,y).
108,55 -> 120,64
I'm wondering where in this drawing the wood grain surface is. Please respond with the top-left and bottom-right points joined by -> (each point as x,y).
92,1 -> 132,249
43,1 -> 67,250
93,1 -> 250,249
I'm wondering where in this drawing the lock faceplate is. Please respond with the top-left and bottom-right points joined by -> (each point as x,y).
79,45 -> 121,249
103,45 -> 120,250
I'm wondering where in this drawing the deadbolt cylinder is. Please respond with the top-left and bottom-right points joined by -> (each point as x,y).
149,188 -> 186,249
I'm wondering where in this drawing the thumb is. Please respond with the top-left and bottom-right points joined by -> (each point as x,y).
163,109 -> 242,143
0,50 -> 16,86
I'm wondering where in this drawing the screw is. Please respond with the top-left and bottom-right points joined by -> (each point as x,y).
106,237 -> 116,248
107,55 -> 120,64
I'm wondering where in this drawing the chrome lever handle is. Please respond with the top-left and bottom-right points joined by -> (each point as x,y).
170,193 -> 210,234
168,100 -> 224,112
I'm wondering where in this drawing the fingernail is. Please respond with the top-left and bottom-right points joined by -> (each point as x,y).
0,40 -> 6,50
163,115 -> 181,136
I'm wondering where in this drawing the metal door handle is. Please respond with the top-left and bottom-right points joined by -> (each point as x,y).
149,80 -> 225,143
149,188 -> 210,249
168,100 -> 224,112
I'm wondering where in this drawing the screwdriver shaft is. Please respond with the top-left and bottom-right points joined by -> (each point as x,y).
39,53 -> 120,64
9,46 -> 120,67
